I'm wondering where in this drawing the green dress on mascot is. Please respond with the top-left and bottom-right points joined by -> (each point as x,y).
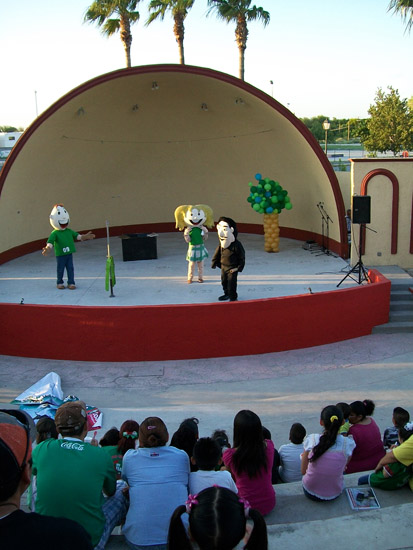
42,204 -> 95,289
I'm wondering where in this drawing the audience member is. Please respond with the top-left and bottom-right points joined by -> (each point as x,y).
262,425 -> 281,483
301,405 -> 355,501
122,416 -> 189,549
359,422 -> 413,489
336,402 -> 351,435
211,429 -> 231,453
35,416 -> 58,443
32,400 -> 126,550
346,399 -> 385,474
278,422 -> 306,483
168,486 -> 268,550
223,410 -> 275,515
0,409 -> 93,550
375,421 -> 413,491
383,407 -> 410,449
189,437 -> 238,494
99,427 -> 120,447
100,420 -> 139,479
170,417 -> 199,472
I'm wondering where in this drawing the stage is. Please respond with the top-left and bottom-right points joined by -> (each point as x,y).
0,233 -> 390,362
0,233 -> 357,306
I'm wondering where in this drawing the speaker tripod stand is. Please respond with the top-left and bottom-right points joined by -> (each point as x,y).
337,223 -> 370,287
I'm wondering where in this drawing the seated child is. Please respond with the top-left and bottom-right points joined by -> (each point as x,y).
189,437 -> 238,494
383,407 -> 410,449
278,423 -> 306,483
358,423 -> 413,490
262,426 -> 281,483
336,402 -> 351,435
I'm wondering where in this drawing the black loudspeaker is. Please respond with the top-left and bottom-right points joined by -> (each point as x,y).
121,234 -> 157,261
352,196 -> 371,224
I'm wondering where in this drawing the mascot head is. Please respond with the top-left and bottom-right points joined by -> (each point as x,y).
217,217 -> 237,248
174,204 -> 214,231
49,204 -> 70,231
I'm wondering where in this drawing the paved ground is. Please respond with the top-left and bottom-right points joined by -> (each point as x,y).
1,235 -> 413,549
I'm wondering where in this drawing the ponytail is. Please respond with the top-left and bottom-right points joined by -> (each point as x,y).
167,504 -> 193,550
310,405 -> 343,462
245,508 -> 268,550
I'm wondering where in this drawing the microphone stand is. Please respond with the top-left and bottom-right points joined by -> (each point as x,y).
316,203 -> 334,256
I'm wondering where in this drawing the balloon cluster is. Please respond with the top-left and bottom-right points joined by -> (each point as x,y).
247,173 -> 292,214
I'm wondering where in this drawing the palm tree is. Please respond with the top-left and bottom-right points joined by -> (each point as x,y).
207,0 -> 270,80
84,0 -> 141,68
146,0 -> 195,64
388,0 -> 413,32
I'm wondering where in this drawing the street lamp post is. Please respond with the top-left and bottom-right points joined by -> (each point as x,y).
323,119 -> 330,155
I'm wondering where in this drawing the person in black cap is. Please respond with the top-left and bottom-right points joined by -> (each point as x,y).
211,217 -> 245,302
0,408 -> 92,549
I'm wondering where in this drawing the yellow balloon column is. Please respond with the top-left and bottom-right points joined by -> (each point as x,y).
247,173 -> 293,253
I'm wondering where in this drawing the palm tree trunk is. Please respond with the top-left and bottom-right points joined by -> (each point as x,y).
174,16 -> 185,65
120,16 -> 132,68
263,213 -> 280,252
236,16 -> 248,80
239,47 -> 245,80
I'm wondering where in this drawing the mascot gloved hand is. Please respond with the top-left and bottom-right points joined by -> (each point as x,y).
42,204 -> 95,290
211,217 -> 245,302
174,204 -> 214,284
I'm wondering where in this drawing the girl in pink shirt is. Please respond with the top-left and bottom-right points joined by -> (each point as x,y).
301,405 -> 356,501
223,410 -> 275,515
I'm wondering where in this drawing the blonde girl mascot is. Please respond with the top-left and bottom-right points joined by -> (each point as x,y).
174,204 -> 214,283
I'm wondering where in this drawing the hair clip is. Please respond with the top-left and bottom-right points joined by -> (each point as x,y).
186,494 -> 199,513
404,422 -> 413,431
147,426 -> 157,430
330,415 -> 338,423
238,497 -> 250,517
123,431 -> 138,439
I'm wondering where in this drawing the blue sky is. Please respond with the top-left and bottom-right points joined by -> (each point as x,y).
1,0 -> 412,128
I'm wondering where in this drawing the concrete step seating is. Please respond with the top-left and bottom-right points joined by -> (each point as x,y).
372,266 -> 413,335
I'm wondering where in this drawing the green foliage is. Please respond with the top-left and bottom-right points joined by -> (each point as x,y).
247,174 -> 292,214
0,126 -> 22,132
388,0 -> 413,33
363,86 -> 413,155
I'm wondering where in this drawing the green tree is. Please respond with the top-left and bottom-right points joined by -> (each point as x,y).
84,0 -> 141,68
388,0 -> 413,32
207,0 -> 270,81
363,86 -> 413,155
146,0 -> 194,64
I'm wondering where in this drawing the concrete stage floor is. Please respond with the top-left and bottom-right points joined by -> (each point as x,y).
0,233 -> 358,306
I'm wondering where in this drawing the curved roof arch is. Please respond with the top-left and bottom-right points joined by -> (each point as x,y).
0,64 -> 346,262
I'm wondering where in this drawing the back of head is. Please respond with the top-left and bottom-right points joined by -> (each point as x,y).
0,410 -> 34,501
139,417 -> 168,448
398,422 -> 413,443
211,429 -> 230,452
349,400 -> 367,419
54,400 -> 87,437
336,402 -> 351,420
118,420 -> 139,454
262,426 -> 271,440
233,410 -> 266,478
393,407 -> 410,428
170,417 -> 199,457
290,423 -> 306,444
310,405 -> 343,462
193,437 -> 221,471
168,486 -> 268,550
35,416 -> 58,444
99,427 -> 120,447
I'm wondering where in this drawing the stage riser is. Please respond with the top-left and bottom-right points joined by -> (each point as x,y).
0,270 -> 390,362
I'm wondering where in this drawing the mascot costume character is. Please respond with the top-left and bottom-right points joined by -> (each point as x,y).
174,204 -> 214,283
42,204 -> 95,289
211,217 -> 245,302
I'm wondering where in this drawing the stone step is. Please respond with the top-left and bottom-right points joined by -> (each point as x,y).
390,300 -> 413,311
390,290 -> 413,301
389,310 -> 413,322
372,321 -> 413,334
390,282 -> 413,291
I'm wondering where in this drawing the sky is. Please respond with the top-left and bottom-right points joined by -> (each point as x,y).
1,0 -> 412,128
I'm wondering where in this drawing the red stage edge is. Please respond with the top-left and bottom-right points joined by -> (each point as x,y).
0,270 -> 390,363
